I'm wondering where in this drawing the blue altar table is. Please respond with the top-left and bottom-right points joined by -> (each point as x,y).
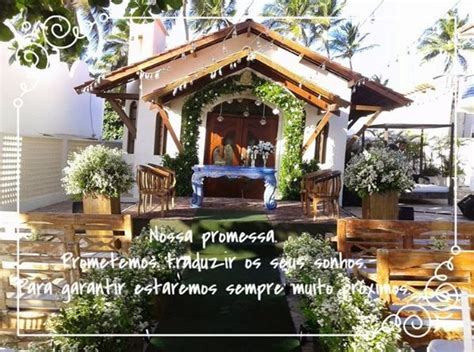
191,165 -> 277,210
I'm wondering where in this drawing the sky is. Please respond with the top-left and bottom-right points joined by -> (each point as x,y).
110,0 -> 474,93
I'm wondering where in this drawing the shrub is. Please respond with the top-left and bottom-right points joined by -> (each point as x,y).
62,145 -> 134,198
162,152 -> 197,196
344,147 -> 414,198
283,234 -> 410,352
301,159 -> 320,175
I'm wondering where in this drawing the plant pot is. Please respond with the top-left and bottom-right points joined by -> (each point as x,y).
362,191 -> 399,220
82,194 -> 121,236
82,194 -> 120,215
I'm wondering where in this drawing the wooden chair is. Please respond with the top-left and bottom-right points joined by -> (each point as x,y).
304,170 -> 342,219
148,163 -> 176,209
300,169 -> 331,214
376,249 -> 474,347
136,165 -> 170,217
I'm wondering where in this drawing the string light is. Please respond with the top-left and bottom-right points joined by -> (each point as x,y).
217,103 -> 224,122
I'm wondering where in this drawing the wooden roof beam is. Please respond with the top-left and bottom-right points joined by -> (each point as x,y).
150,103 -> 184,153
97,92 -> 139,100
347,108 -> 384,149
302,110 -> 335,152
254,53 -> 350,108
107,99 -> 136,139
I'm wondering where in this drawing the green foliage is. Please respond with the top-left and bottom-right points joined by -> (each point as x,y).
163,152 -> 197,196
188,0 -> 236,33
329,21 -> 377,69
301,159 -> 320,175
1,0 -> 182,68
62,145 -> 134,198
283,234 -> 408,352
420,163 -> 441,177
418,9 -> 474,73
165,71 -> 305,200
102,100 -> 124,141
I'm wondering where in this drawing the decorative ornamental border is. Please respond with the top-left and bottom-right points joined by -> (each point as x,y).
10,13 -> 467,345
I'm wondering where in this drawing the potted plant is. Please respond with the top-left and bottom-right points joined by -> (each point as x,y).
62,145 -> 134,215
420,163 -> 441,184
345,147 -> 414,219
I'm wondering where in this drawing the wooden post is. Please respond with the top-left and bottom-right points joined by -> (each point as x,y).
155,105 -> 184,153
347,108 -> 383,149
376,249 -> 390,303
336,219 -> 347,258
448,122 -> 455,206
419,129 -> 424,174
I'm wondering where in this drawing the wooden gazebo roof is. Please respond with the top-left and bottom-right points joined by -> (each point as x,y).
142,48 -> 349,112
75,19 -> 411,120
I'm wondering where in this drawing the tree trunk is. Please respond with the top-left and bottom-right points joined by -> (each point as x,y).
182,0 -> 189,42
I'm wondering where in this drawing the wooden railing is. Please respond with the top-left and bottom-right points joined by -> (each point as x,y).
0,212 -> 132,332
336,219 -> 474,259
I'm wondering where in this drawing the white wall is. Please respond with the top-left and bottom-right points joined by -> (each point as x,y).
0,44 -> 103,138
141,33 -> 351,101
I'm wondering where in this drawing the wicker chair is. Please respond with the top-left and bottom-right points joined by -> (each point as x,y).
300,169 -> 331,215
136,165 -> 171,217
148,163 -> 176,209
302,170 -> 342,219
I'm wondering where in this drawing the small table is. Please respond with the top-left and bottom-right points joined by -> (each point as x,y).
191,165 -> 277,210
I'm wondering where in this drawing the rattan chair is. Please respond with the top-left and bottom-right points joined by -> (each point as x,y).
136,165 -> 170,217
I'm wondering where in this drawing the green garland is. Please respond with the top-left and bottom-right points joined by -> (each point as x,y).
164,72 -> 306,200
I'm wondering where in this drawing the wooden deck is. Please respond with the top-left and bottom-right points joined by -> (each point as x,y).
33,197 -> 356,225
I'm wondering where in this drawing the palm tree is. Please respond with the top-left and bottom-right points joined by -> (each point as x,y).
418,9 -> 474,73
418,9 -> 474,125
309,0 -> 346,59
262,0 -> 316,46
371,74 -> 389,86
329,21 -> 377,70
188,0 -> 236,34
94,19 -> 129,72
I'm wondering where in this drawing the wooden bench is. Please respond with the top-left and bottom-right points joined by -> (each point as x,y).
336,219 -> 474,259
335,219 -> 474,281
0,212 -> 132,333
376,249 -> 474,347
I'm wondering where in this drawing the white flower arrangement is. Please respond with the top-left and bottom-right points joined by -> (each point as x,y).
344,147 -> 415,198
62,145 -> 134,199
257,140 -> 275,155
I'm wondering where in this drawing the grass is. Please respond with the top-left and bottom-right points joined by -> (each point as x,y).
148,209 -> 335,352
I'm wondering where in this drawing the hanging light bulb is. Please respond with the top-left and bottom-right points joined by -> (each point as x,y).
243,105 -> 250,117
227,99 -> 233,104
217,103 -> 224,122
272,108 -> 279,115
254,100 -> 262,106
260,104 -> 267,125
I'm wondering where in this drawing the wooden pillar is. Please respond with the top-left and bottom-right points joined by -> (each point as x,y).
419,129 -> 424,174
